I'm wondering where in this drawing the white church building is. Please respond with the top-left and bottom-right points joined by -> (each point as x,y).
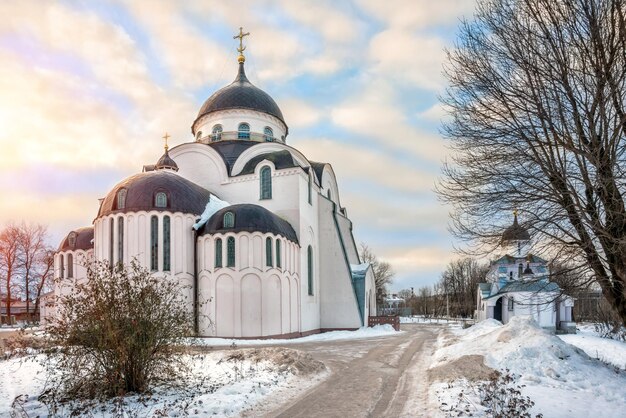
48,35 -> 376,339
476,213 -> 575,333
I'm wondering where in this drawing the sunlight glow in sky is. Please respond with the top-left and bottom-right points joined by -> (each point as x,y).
0,0 -> 476,291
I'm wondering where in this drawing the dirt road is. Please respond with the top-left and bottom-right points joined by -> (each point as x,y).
265,324 -> 443,418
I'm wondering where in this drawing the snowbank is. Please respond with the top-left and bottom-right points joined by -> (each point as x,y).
0,348 -> 326,417
431,316 -> 626,417
559,332 -> 626,370
193,324 -> 400,347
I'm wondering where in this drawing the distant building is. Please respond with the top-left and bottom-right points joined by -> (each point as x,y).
475,212 -> 575,333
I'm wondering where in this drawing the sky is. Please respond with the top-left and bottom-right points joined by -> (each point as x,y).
0,0 -> 477,292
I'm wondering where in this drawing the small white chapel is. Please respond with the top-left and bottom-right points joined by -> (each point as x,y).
476,212 -> 575,333
46,30 -> 376,339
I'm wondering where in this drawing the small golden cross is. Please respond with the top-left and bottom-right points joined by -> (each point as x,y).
233,27 -> 250,62
513,208 -> 518,218
163,132 -> 170,152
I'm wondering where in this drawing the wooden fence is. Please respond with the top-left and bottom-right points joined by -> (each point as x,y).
368,315 -> 400,331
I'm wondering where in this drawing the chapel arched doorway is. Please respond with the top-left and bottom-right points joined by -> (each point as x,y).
494,297 -> 503,321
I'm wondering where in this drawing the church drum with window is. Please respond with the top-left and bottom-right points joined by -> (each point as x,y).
49,39 -> 377,338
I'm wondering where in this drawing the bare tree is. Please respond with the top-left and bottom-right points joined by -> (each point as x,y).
0,225 -> 21,322
438,0 -> 626,324
359,243 -> 395,305
17,223 -> 53,322
439,258 -> 489,318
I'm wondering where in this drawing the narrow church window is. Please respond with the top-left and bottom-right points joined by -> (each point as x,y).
266,237 -> 273,267
276,239 -> 281,268
109,218 -> 114,267
215,238 -> 223,268
238,123 -> 250,139
163,215 -> 171,272
307,245 -> 313,296
308,174 -> 312,205
117,188 -> 127,210
60,254 -> 65,278
68,232 -> 76,248
150,216 -> 158,271
68,253 -> 73,278
212,124 -> 222,141
223,212 -> 235,228
508,298 -> 514,311
518,263 -> 523,277
509,271 -> 513,280
264,126 -> 273,141
327,189 -> 331,200
155,192 -> 167,208
260,166 -> 272,199
118,217 -> 124,265
227,237 -> 235,267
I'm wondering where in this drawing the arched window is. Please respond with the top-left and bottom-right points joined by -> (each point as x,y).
327,189 -> 331,200
238,123 -> 250,139
68,232 -> 76,248
223,212 -> 235,228
68,253 -> 73,278
215,238 -> 223,268
117,217 -> 124,264
264,126 -> 274,142
211,124 -> 222,141
150,216 -> 158,271
276,239 -> 281,268
227,237 -> 236,267
196,131 -> 202,141
155,192 -> 167,208
266,237 -> 273,267
117,188 -> 127,210
163,215 -> 171,272
308,174 -> 312,204
109,218 -> 114,266
260,166 -> 272,199
307,245 -> 314,296
59,254 -> 65,278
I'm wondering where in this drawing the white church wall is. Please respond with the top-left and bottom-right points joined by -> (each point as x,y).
196,231 -> 300,337
169,144 -> 229,194
193,109 -> 287,143
317,197 -> 362,329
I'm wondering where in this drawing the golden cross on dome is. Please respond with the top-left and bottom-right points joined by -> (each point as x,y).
233,27 -> 250,63
163,132 -> 170,152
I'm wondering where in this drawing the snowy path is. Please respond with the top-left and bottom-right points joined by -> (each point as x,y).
261,324 -> 441,418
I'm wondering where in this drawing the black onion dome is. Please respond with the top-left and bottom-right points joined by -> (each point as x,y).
58,226 -> 94,252
155,148 -> 178,171
193,62 -> 286,128
501,213 -> 531,242
98,171 -> 212,218
200,204 -> 298,244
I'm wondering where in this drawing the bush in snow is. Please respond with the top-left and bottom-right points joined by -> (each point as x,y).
477,370 -> 541,418
593,300 -> 626,342
41,259 -> 195,408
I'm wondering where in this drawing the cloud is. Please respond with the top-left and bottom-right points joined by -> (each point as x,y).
280,99 -> 324,129
293,138 -> 436,194
330,80 -> 448,163
357,0 -> 476,29
368,29 -> 447,91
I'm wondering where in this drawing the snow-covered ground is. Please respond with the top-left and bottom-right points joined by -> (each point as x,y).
429,316 -> 626,417
0,348 -> 327,417
193,324 -> 400,347
558,325 -> 626,370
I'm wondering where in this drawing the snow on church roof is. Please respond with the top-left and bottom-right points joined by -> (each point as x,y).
193,195 -> 231,230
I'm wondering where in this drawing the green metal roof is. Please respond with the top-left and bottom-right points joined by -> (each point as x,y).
484,280 -> 561,299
